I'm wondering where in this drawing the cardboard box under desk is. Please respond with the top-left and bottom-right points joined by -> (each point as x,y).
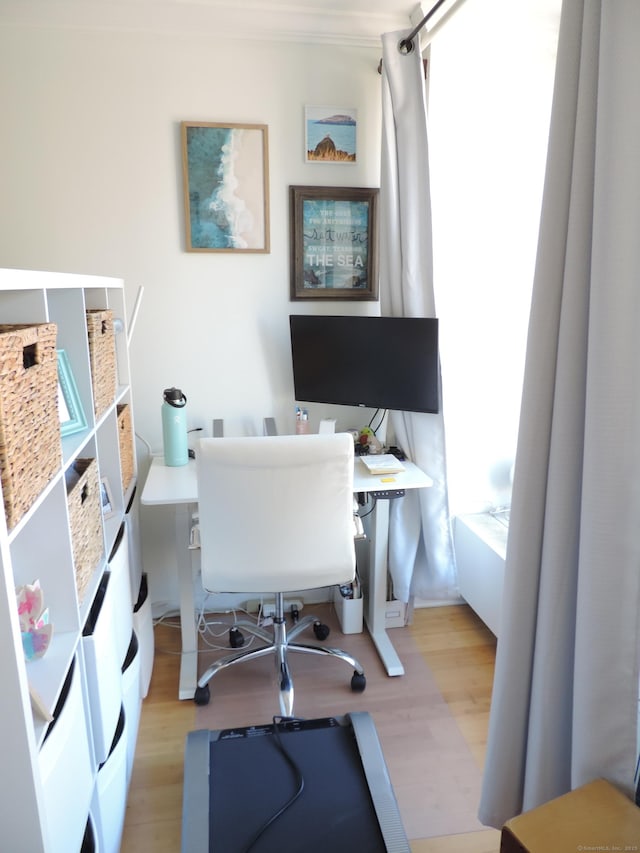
500,778 -> 640,852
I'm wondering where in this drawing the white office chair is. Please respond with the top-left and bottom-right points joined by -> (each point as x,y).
193,433 -> 366,714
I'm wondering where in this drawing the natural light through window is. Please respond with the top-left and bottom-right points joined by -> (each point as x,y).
427,0 -> 562,516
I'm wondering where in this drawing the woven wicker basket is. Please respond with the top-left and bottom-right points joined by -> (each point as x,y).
117,403 -> 134,494
67,457 -> 104,602
0,323 -> 62,530
86,309 -> 116,419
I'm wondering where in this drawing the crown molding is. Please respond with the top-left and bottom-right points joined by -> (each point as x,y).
0,0 -> 415,48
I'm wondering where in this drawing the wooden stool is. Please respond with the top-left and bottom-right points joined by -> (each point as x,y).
501,778 -> 640,852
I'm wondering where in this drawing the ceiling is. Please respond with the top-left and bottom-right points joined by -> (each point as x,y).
0,0 -> 428,48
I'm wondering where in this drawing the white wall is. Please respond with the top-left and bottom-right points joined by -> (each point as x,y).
0,25 -> 383,609
0,5 -> 561,610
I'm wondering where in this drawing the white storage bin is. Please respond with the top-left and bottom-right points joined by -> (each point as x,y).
121,630 -> 142,783
333,585 -> 364,634
39,657 -> 94,853
83,572 -> 123,764
332,535 -> 366,634
107,522 -> 134,666
133,573 -> 154,698
125,486 -> 143,603
92,706 -> 127,853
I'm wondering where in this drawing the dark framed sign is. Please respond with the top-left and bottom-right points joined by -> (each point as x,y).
290,185 -> 379,300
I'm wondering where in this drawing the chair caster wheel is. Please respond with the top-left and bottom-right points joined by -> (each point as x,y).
229,626 -> 245,648
351,672 -> 366,692
313,621 -> 330,641
194,684 -> 210,706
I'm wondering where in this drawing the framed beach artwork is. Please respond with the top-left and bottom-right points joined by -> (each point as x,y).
290,185 -> 379,301
181,121 -> 270,252
305,106 -> 357,164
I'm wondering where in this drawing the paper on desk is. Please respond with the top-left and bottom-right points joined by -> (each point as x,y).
359,454 -> 405,475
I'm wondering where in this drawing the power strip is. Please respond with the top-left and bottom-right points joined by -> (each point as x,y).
245,598 -> 304,617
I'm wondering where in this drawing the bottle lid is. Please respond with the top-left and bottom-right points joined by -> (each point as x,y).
163,387 -> 187,407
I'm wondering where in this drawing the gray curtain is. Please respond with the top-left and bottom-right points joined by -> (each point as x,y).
479,0 -> 640,827
379,30 -> 457,602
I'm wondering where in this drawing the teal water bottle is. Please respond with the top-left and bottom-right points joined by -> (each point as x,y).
162,387 -> 188,466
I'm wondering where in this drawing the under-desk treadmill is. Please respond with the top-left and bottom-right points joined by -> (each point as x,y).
182,711 -> 410,853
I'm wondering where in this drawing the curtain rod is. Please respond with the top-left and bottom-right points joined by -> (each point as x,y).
377,0 -> 449,74
400,0 -> 449,53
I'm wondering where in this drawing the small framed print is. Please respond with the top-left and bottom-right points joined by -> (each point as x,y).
181,121 -> 270,252
290,185 -> 379,300
305,106 -> 357,164
100,477 -> 116,519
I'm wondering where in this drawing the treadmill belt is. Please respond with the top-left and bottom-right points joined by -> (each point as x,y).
207,717 -> 387,853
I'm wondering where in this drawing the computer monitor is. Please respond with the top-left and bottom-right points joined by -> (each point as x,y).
289,314 -> 440,414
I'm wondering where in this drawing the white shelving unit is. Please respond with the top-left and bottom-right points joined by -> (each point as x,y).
0,268 -> 149,853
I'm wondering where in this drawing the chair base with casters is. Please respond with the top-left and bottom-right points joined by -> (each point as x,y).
193,592 -> 366,714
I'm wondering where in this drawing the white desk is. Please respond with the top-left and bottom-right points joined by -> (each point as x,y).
141,454 -> 432,699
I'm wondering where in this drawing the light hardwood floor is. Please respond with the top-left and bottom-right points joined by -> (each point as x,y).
121,604 -> 501,852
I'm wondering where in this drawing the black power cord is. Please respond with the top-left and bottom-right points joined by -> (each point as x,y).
368,408 -> 388,435
243,716 -> 306,853
187,426 -> 202,459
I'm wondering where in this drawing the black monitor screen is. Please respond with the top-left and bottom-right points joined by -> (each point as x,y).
289,314 -> 440,414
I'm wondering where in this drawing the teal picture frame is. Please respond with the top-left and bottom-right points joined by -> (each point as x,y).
57,349 -> 87,437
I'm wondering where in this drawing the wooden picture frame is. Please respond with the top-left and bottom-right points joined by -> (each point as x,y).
290,185 -> 379,300
57,349 -> 87,437
181,121 -> 270,253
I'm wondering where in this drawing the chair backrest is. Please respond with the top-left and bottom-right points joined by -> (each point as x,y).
195,433 -> 356,594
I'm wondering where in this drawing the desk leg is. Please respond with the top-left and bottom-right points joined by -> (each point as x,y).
176,503 -> 198,700
364,499 -> 405,677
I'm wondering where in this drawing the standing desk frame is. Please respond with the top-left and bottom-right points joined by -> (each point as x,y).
141,454 -> 432,700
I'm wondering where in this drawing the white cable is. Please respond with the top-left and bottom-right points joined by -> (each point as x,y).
127,285 -> 144,347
